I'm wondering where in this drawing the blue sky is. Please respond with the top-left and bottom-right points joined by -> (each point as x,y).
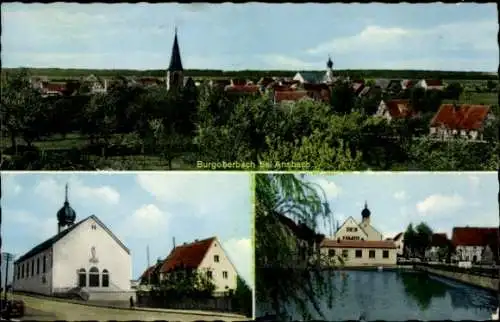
2,3 -> 498,71
304,172 -> 498,239
1,172 -> 253,288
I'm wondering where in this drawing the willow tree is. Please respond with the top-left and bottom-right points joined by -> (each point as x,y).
255,174 -> 338,320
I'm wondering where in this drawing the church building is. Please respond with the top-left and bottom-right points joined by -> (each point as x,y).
12,185 -> 133,301
166,28 -> 184,91
320,202 -> 397,266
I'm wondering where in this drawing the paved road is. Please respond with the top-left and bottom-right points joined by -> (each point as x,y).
14,295 -> 247,321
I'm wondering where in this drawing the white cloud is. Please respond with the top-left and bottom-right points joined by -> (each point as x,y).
120,204 -> 170,238
221,238 -> 253,288
8,210 -> 56,242
308,177 -> 342,199
468,175 -> 480,190
2,173 -> 23,197
416,194 -> 465,215
136,173 -> 250,217
259,54 -> 318,69
306,20 -> 497,59
393,191 -> 407,200
33,177 -> 120,206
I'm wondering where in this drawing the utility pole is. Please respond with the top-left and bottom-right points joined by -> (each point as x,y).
2,253 -> 14,303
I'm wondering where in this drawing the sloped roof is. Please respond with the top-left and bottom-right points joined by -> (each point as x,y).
225,85 -> 260,94
274,90 -> 309,103
393,232 -> 403,241
430,233 -> 449,247
382,99 -> 415,118
424,79 -> 443,86
374,79 -> 391,89
15,215 -> 129,264
159,237 -> 216,273
140,261 -> 163,280
430,104 -> 491,130
321,239 -> 397,249
452,227 -> 498,246
295,71 -> 324,83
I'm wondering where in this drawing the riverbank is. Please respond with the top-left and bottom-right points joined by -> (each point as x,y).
415,265 -> 499,292
323,265 -> 415,272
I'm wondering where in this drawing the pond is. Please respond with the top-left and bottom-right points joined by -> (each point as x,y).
256,269 -> 498,321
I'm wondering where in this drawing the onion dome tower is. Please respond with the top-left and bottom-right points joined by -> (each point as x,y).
361,201 -> 371,225
57,183 -> 76,234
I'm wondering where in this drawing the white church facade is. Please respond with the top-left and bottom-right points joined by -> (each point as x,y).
13,185 -> 133,301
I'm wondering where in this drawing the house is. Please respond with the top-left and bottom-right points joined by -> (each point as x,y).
451,227 -> 498,263
373,79 -> 391,91
429,104 -> 493,141
332,202 -> 384,242
351,81 -> 365,96
401,79 -> 416,90
376,99 -> 416,121
386,79 -> 403,93
224,85 -> 261,97
274,90 -> 310,105
209,79 -> 231,89
302,83 -> 331,103
416,79 -> 444,91
138,77 -> 161,87
12,185 -> 133,301
293,71 -> 325,84
84,74 -> 108,94
320,239 -> 397,267
230,78 -> 248,86
425,233 -> 450,261
41,82 -> 66,97
258,77 -> 275,87
274,214 -> 325,266
390,233 -> 405,256
152,237 -> 239,295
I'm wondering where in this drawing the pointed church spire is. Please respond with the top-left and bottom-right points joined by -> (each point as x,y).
168,27 -> 183,72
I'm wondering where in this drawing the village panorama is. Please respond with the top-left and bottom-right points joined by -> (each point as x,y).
2,29 -> 498,171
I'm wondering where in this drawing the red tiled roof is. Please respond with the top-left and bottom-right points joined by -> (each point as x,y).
271,85 -> 293,92
141,263 -> 161,280
303,83 -> 329,91
430,233 -> 449,247
159,237 -> 216,273
258,77 -> 274,86
281,80 -> 300,86
321,239 -> 397,249
430,104 -> 491,130
425,79 -> 443,86
452,227 -> 498,246
225,85 -> 260,93
383,99 -> 415,118
274,90 -> 308,103
231,78 -> 247,86
44,82 -> 66,92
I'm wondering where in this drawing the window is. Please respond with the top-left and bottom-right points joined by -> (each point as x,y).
43,256 -> 46,273
89,267 -> 99,287
328,249 -> 335,257
91,224 -> 97,230
102,269 -> 109,287
342,250 -> 348,258
214,255 -> 219,263
17,266 -> 20,280
21,264 -> 25,278
27,262 -> 30,278
31,259 -> 34,276
355,250 -> 362,258
222,271 -> 228,279
78,269 -> 87,287
383,250 -> 389,258
369,250 -> 376,258
37,258 -> 40,275
207,271 -> 213,279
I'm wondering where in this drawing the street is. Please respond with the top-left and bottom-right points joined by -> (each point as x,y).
13,294 -> 248,321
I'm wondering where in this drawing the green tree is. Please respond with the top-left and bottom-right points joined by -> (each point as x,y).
443,82 -> 463,100
255,174 -> 337,320
403,224 -> 416,258
231,276 -> 253,317
414,222 -> 433,258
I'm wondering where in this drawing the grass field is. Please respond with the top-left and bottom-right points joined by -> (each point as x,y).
442,92 -> 497,106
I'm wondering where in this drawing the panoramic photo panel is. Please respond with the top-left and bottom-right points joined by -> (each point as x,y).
1,3 -> 498,171
0,172 -> 253,321
255,172 -> 499,321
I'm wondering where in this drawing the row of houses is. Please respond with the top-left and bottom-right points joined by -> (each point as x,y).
277,203 -> 499,268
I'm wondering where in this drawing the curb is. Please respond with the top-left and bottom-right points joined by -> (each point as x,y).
14,292 -> 247,319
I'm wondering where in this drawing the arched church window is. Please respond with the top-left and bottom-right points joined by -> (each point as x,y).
89,267 -> 99,287
43,256 -> 46,273
102,269 -> 109,287
78,268 -> 87,287
37,258 -> 40,275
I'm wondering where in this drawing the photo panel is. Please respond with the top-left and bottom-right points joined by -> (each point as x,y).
1,3 -> 498,171
254,172 -> 499,321
0,172 -> 254,321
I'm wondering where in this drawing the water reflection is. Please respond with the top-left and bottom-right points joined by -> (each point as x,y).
256,269 -> 498,321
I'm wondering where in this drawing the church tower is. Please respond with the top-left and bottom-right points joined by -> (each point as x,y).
166,27 -> 184,91
324,55 -> 334,83
361,201 -> 371,226
57,184 -> 76,234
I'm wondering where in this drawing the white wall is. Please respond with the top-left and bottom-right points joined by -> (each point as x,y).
198,239 -> 238,293
320,247 -> 397,266
359,219 -> 383,241
394,237 -> 405,256
334,217 -> 368,241
52,217 -> 132,293
12,249 -> 53,295
456,245 -> 484,262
